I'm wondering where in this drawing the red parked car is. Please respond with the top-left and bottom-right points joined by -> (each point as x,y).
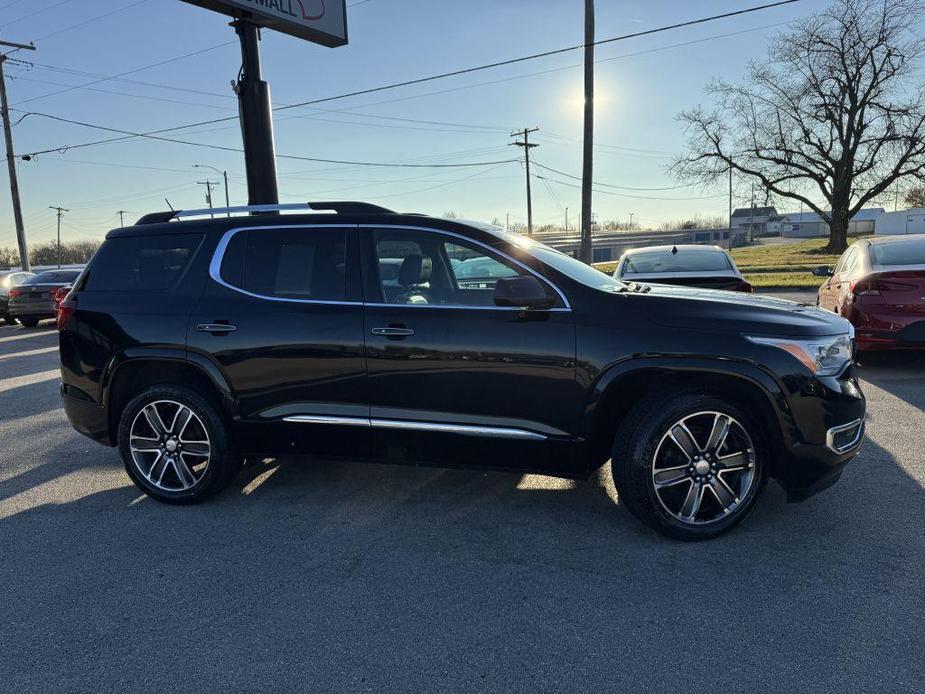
814,235 -> 925,350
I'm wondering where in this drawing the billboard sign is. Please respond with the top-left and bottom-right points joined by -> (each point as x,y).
181,0 -> 347,47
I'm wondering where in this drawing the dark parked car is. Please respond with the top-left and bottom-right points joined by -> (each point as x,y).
613,245 -> 753,292
59,203 -> 865,540
814,235 -> 925,350
0,270 -> 35,324
10,269 -> 82,327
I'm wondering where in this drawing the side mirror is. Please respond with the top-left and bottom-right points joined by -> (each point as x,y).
493,276 -> 555,309
812,266 -> 834,278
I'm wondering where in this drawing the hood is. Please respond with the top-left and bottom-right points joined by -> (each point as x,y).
634,283 -> 851,337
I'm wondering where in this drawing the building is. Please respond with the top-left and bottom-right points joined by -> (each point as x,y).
730,206 -> 779,238
777,208 -> 884,238
534,227 -> 749,264
875,208 -> 925,235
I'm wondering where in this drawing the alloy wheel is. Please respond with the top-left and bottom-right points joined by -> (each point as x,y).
651,411 -> 757,526
129,400 -> 211,492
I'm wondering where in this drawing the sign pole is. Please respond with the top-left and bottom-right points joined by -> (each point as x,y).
233,20 -> 279,207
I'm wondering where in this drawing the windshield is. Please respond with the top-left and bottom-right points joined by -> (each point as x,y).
871,239 -> 925,266
30,270 -> 81,284
623,249 -> 731,274
493,231 -> 626,292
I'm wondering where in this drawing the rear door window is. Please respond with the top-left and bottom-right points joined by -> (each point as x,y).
84,234 -> 201,291
218,227 -> 346,301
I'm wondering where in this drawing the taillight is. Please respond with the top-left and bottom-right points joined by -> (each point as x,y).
735,279 -> 753,293
9,288 -> 20,299
54,287 -> 70,306
851,277 -> 917,296
57,297 -> 76,331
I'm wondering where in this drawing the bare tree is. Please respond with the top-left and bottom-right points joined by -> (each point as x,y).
673,0 -> 925,252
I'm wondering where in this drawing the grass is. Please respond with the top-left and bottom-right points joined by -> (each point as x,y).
593,235 -> 870,289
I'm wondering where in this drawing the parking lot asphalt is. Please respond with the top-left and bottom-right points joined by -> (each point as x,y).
1,318 -> 923,693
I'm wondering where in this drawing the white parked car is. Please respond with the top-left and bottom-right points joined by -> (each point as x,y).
613,245 -> 752,292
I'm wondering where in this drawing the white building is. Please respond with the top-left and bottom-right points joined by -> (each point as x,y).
778,208 -> 884,238
875,208 -> 925,235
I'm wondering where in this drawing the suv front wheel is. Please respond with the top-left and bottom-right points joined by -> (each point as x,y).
117,385 -> 241,503
612,392 -> 769,541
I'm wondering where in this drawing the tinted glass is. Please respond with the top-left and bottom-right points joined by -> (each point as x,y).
623,250 -> 732,273
30,269 -> 82,284
222,228 -> 346,301
495,231 -> 623,292
870,239 -> 925,266
370,229 -> 541,307
84,234 -> 200,291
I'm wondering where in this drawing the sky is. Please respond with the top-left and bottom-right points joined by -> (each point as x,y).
0,0 -> 838,246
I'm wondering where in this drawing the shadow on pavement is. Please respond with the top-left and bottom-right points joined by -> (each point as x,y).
1,430 -> 922,692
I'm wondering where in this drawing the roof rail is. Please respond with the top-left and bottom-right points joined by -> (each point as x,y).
135,201 -> 395,225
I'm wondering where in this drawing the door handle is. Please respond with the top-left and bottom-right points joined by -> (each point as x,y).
371,327 -> 414,337
197,323 -> 237,333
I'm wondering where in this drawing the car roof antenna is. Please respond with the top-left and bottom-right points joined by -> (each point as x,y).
165,198 -> 175,211
671,245 -> 678,255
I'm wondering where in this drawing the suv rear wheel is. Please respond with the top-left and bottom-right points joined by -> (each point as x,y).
612,392 -> 768,541
117,385 -> 241,504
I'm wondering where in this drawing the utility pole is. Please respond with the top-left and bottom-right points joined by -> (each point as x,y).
117,210 -> 127,226
194,163 -> 230,216
1,39 -> 35,271
749,183 -> 756,242
510,127 -> 539,236
49,205 -> 69,268
628,212 -> 635,228
233,20 -> 279,206
565,207 -> 569,232
197,180 -> 219,218
579,0 -> 595,264
505,212 -> 510,232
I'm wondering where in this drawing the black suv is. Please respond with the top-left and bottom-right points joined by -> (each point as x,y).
59,203 -> 865,540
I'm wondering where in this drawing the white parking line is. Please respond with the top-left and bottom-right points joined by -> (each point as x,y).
0,330 -> 57,344
0,346 -> 58,361
0,368 -> 60,394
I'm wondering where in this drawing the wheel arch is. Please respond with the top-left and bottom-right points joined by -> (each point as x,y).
580,357 -> 794,478
103,349 -> 235,444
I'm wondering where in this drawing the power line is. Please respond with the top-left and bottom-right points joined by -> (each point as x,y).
532,161 -> 692,191
34,0 -> 149,42
13,110 -> 521,168
534,173 -> 727,201
1,0 -> 73,29
10,40 -> 236,107
16,1 -> 800,159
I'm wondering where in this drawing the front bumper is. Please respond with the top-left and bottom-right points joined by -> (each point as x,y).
779,368 -> 866,502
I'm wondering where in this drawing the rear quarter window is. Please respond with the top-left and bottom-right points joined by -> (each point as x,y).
83,234 -> 202,291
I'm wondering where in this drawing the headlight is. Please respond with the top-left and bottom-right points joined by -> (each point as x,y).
747,330 -> 854,376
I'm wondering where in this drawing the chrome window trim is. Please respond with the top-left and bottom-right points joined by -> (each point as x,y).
207,223 -> 572,311
208,224 -> 360,306
282,414 -> 547,441
825,418 -> 864,454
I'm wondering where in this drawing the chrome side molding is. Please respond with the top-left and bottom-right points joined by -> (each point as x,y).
282,415 -> 547,441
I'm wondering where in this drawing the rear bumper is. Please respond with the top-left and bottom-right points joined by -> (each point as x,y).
61,383 -> 112,446
855,324 -> 925,350
9,302 -> 54,318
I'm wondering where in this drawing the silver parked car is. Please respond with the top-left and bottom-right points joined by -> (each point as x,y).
8,269 -> 82,327
613,245 -> 752,292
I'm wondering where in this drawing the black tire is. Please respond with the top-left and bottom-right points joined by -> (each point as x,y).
611,391 -> 769,541
117,384 -> 241,504
18,316 -> 39,327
